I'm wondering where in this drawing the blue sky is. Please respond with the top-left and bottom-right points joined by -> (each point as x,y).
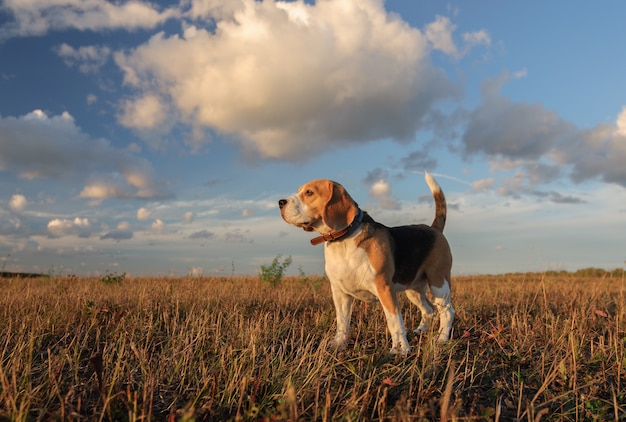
1,0 -> 625,277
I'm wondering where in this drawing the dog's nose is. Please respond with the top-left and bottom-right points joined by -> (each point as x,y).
278,199 -> 287,208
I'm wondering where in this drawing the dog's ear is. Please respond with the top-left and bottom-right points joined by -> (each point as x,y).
322,181 -> 358,230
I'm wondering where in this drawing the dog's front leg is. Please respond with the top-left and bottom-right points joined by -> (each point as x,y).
381,306 -> 410,355
330,285 -> 354,350
376,282 -> 410,355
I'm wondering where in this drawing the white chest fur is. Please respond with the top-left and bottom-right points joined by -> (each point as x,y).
324,238 -> 378,302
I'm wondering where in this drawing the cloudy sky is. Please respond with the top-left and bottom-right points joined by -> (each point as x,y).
1,0 -> 625,277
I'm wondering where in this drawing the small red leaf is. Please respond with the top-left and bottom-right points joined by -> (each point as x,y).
382,377 -> 398,387
594,309 -> 608,318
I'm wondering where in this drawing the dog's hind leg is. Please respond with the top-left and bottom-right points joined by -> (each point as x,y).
430,279 -> 455,341
406,283 -> 436,334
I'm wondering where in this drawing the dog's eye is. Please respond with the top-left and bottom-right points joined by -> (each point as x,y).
305,189 -> 314,196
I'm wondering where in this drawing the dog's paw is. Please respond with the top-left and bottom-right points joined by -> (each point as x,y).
413,313 -> 436,334
330,334 -> 348,351
389,336 -> 411,355
437,330 -> 452,342
389,345 -> 411,356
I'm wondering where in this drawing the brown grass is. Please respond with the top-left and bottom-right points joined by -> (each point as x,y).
0,273 -> 624,421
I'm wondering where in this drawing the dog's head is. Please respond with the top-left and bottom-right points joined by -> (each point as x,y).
279,180 -> 359,234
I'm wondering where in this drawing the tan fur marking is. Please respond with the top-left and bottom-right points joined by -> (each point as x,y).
322,182 -> 358,230
295,180 -> 358,233
293,180 -> 333,231
375,277 -> 399,314
359,229 -> 398,314
299,180 -> 332,214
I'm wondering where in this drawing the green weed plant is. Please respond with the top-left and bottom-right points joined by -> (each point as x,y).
259,255 -> 292,286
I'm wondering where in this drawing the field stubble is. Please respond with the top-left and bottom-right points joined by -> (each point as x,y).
0,273 -> 624,421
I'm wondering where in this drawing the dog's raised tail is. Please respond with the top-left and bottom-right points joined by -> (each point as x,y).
424,171 -> 447,232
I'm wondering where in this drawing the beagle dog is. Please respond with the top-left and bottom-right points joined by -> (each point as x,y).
278,172 -> 454,354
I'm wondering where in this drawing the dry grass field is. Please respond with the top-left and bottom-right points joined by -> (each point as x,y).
0,271 -> 624,421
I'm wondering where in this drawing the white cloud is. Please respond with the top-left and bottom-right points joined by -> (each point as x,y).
121,164 -> 167,198
616,106 -> 626,136
461,73 -> 626,190
47,217 -> 93,238
425,15 -> 458,57
369,179 -> 401,210
425,16 -> 490,59
182,211 -> 195,224
0,0 -> 180,40
117,221 -> 131,230
371,180 -> 390,197
137,207 -> 151,221
182,0 -> 245,21
79,180 -> 129,201
151,218 -> 165,233
118,94 -> 168,131
0,110 -> 170,200
54,43 -> 111,73
115,0 -> 459,159
9,194 -> 28,213
78,170 -> 169,202
512,68 -> 528,79
463,73 -> 577,161
11,239 -> 42,253
470,178 -> 494,193
462,29 -> 491,49
0,214 -> 24,237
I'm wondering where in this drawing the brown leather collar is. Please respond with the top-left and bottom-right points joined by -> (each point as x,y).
310,209 -> 363,246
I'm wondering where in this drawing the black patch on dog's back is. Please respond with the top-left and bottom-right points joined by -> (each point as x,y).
387,225 -> 436,284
